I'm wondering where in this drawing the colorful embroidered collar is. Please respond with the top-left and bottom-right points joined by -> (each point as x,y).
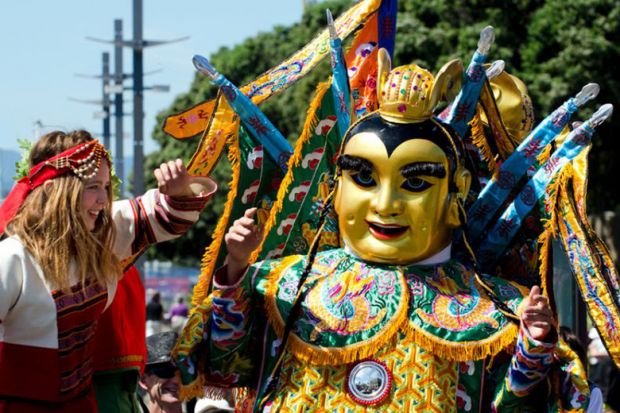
263,248 -> 527,365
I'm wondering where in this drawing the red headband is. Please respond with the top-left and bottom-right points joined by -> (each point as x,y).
0,140 -> 109,235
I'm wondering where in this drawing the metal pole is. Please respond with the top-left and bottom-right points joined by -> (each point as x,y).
114,19 -> 125,196
102,52 -> 111,150
133,0 -> 145,198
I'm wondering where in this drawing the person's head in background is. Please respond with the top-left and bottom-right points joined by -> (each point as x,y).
140,332 -> 182,413
559,326 -> 588,369
6,130 -> 120,289
194,397 -> 235,413
152,292 -> 161,303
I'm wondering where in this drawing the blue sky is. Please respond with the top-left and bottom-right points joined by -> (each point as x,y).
0,0 -> 304,155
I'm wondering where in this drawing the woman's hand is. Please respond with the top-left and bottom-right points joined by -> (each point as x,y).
521,286 -> 556,342
223,208 -> 263,284
154,159 -> 194,198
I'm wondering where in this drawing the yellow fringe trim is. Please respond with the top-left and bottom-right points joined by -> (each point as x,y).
570,149 -> 591,220
538,162 -> 573,301
401,319 -> 518,362
190,115 -> 241,309
249,81 -> 332,264
538,229 -> 552,298
263,256 -> 521,365
536,142 -> 553,167
470,108 -> 498,177
179,377 -> 207,401
263,255 -> 411,366
542,162 -> 573,237
176,295 -> 213,400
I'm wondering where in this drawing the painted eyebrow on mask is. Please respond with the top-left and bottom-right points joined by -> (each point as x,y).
401,162 -> 446,179
337,154 -> 373,174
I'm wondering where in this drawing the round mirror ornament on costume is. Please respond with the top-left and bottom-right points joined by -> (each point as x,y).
345,359 -> 393,405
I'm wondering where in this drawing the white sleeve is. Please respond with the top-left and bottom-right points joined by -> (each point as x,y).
0,241 -> 24,324
111,177 -> 216,262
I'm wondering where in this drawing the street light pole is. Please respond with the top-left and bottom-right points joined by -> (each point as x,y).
128,0 -> 187,197
133,0 -> 145,198
114,19 -> 126,196
87,4 -> 186,198
102,52 -> 111,150
71,52 -> 115,151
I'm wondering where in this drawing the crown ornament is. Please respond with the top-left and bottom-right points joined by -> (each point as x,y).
376,48 -> 463,124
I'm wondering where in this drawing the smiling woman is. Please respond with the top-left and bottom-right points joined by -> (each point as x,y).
81,161 -> 111,232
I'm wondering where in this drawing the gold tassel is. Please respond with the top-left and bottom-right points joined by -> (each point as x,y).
536,143 -> 553,167
470,108 -> 499,177
538,230 -> 551,297
178,374 -> 206,401
190,118 -> 241,309
538,162 -> 573,300
541,163 -> 573,236
401,320 -> 518,362
248,81 -> 332,264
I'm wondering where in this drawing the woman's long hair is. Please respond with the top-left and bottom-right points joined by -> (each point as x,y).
7,130 -> 120,290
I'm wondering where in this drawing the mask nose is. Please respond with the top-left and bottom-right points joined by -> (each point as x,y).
370,183 -> 403,217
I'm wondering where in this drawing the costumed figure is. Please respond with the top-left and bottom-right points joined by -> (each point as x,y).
171,18 -> 616,409
0,130 -> 216,412
164,2 -> 618,411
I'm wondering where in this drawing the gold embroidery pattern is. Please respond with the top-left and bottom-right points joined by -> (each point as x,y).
268,333 -> 458,412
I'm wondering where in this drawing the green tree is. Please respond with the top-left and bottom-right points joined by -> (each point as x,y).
145,0 -> 620,264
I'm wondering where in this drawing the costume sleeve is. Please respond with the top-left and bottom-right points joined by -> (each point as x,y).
0,246 -> 24,324
200,262 -> 269,388
111,176 -> 216,262
491,326 -> 556,410
174,259 -> 281,396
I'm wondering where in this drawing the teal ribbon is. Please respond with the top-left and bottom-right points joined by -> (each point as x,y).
468,98 -> 579,243
442,51 -> 487,138
329,37 -> 351,138
476,122 -> 594,270
212,73 -> 293,171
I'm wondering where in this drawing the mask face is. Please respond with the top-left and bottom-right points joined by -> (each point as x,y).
334,131 -> 454,265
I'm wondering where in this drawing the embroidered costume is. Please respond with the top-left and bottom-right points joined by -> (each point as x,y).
197,248 -> 559,411
164,1 -> 617,411
0,138 -> 215,412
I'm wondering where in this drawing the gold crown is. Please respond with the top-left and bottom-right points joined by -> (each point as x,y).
376,48 -> 463,124
480,70 -> 534,143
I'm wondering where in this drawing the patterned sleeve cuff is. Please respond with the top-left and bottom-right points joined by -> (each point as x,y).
213,265 -> 249,291
519,324 -> 557,356
501,326 -> 556,397
164,176 -> 217,212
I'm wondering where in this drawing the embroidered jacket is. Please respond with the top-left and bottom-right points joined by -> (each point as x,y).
175,248 -> 589,412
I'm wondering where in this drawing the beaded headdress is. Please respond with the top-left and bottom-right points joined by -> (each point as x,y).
0,139 -> 110,234
343,48 -> 466,173
376,48 -> 463,124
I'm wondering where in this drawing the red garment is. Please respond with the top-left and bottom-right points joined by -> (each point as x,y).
0,280 -> 107,413
93,265 -> 146,374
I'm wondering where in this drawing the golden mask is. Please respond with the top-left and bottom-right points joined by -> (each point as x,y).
334,49 -> 471,265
